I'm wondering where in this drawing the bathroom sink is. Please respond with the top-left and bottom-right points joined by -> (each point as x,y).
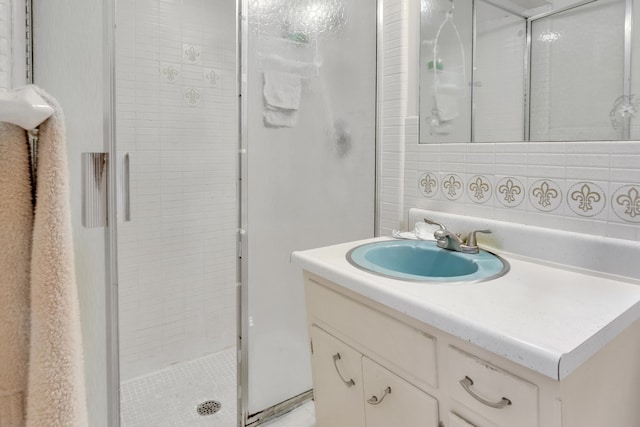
346,239 -> 509,283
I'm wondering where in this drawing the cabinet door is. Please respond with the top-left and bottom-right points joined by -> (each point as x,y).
310,326 -> 366,427
362,356 -> 439,427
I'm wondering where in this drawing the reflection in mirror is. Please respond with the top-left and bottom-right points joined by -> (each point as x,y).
419,0 -> 639,143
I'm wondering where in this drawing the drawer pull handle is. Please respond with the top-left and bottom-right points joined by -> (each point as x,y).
367,386 -> 392,405
332,353 -> 355,388
460,376 -> 512,409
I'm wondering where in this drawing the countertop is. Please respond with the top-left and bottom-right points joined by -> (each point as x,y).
292,236 -> 640,380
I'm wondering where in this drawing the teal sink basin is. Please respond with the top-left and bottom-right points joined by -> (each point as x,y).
346,240 -> 509,283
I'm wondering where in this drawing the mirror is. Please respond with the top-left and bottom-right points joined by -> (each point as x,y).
419,0 -> 640,143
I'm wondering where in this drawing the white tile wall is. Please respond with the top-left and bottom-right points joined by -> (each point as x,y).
379,0 -> 640,244
116,0 -> 238,380
0,0 -> 11,89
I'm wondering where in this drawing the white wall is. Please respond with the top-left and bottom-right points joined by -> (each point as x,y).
380,0 -> 640,250
115,0 -> 238,381
33,0 -> 109,425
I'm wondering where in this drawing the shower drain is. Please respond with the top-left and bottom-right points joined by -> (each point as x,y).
197,400 -> 222,416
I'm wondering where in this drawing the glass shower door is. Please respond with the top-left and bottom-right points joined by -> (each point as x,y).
114,0 -> 239,425
242,0 -> 377,422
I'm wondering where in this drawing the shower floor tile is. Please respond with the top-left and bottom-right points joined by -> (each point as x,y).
120,346 -> 317,427
120,347 -> 237,427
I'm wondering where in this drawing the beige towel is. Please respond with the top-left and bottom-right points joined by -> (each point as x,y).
0,123 -> 32,427
25,89 -> 88,427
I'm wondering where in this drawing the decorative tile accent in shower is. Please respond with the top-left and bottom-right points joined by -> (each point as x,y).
160,62 -> 181,83
183,87 -> 202,106
183,44 -> 202,64
204,69 -> 222,87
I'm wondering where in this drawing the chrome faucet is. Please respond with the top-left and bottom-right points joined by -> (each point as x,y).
423,218 -> 491,254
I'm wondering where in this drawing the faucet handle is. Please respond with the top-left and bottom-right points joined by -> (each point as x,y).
423,217 -> 446,230
466,229 -> 491,247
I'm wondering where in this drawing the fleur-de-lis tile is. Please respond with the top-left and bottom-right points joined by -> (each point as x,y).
567,182 -> 606,217
204,69 -> 222,87
418,172 -> 438,198
183,88 -> 201,106
496,177 -> 525,208
183,44 -> 202,64
160,62 -> 181,83
441,174 -> 463,201
529,179 -> 562,212
467,175 -> 492,204
611,184 -> 640,223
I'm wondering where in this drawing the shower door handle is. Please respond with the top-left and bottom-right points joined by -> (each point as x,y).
119,153 -> 131,222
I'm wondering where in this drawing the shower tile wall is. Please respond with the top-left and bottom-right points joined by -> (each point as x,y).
0,0 -> 11,89
116,0 -> 238,380
379,0 -> 640,242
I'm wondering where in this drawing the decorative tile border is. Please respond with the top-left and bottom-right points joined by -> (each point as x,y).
566,182 -> 606,218
496,176 -> 525,208
419,172 -> 438,198
441,173 -> 464,201
611,184 -> 640,223
468,175 -> 492,204
529,179 -> 562,213
418,172 -> 640,224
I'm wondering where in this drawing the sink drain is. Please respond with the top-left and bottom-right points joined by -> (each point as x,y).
197,400 -> 221,416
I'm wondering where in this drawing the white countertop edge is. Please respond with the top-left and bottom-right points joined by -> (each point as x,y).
558,299 -> 640,379
292,238 -> 640,381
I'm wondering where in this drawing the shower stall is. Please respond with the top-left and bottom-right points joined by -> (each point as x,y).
31,0 -> 377,425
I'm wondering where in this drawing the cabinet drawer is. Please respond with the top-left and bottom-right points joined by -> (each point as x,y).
306,276 -> 438,389
447,346 -> 538,427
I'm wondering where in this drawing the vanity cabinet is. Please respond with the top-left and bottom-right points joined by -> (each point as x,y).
304,272 -> 640,427
310,325 -> 439,427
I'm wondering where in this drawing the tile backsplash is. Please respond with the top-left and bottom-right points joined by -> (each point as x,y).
401,116 -> 640,241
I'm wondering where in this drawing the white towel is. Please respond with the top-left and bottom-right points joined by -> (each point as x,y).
264,105 -> 299,128
263,71 -> 301,111
261,54 -> 319,78
26,88 -> 88,427
0,122 -> 32,427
